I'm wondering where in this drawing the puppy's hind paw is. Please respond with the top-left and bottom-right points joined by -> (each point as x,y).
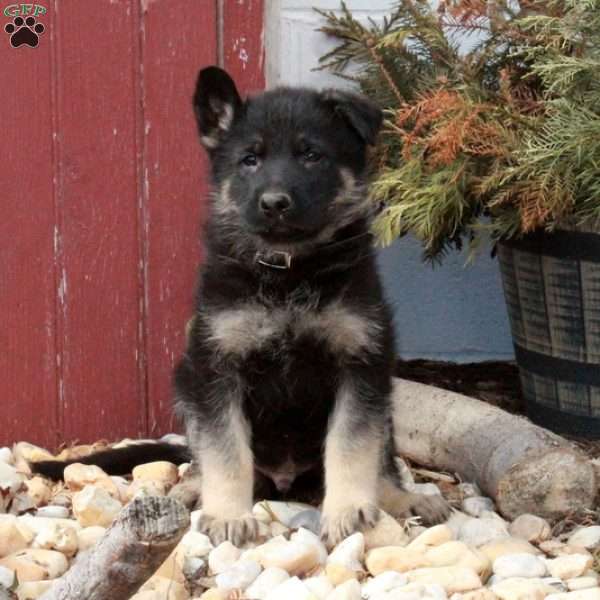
168,477 -> 202,510
320,503 -> 381,548
197,513 -> 261,546
405,492 -> 452,525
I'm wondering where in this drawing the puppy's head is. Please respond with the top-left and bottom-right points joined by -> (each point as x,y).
194,66 -> 382,247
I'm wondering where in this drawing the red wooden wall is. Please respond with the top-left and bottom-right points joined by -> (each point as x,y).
0,0 -> 265,450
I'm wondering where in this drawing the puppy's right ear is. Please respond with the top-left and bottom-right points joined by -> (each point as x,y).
193,66 -> 242,149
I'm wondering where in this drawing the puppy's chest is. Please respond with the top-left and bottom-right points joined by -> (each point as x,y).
205,298 -> 380,362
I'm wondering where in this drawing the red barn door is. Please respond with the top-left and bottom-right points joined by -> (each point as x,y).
0,0 -> 265,449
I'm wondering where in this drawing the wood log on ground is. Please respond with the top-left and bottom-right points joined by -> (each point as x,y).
392,377 -> 597,520
40,496 -> 189,600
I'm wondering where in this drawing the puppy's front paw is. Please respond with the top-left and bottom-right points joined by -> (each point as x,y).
197,513 -> 260,546
320,503 -> 381,548
405,492 -> 452,525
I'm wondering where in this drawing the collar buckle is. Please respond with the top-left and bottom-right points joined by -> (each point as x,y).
255,250 -> 292,270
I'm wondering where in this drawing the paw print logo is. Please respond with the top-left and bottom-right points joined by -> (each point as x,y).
4,16 -> 45,48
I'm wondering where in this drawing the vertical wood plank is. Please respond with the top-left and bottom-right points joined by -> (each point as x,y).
0,7 -> 58,448
55,0 -> 145,443
142,0 -> 217,436
222,0 -> 265,94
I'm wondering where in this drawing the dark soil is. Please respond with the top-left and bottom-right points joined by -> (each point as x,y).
395,358 -> 524,413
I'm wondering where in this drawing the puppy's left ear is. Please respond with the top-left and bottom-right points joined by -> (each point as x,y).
193,66 -> 243,149
323,90 -> 383,145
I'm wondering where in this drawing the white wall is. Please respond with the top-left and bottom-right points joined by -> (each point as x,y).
265,0 -> 514,362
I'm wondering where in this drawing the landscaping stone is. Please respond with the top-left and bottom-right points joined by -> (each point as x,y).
71,484 -> 122,527
246,567 -> 290,600
462,497 -> 496,518
492,554 -> 547,580
567,527 -> 600,550
208,541 -> 242,574
508,515 -> 551,544
366,546 -> 431,575
545,555 -> 593,580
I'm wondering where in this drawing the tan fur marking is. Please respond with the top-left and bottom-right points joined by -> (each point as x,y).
322,380 -> 382,516
213,180 -> 239,216
209,301 -> 379,359
208,305 -> 283,357
199,404 -> 254,520
297,302 -> 381,356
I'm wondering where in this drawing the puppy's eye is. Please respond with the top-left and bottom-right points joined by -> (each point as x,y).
303,150 -> 322,163
241,154 -> 259,167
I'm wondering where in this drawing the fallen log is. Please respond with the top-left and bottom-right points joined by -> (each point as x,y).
392,377 -> 597,520
40,496 -> 189,600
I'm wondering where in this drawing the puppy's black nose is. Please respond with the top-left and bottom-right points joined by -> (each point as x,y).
259,192 -> 292,216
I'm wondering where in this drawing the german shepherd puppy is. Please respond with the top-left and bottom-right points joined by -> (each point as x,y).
33,67 -> 449,546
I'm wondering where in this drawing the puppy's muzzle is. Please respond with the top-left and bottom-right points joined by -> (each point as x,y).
259,192 -> 292,218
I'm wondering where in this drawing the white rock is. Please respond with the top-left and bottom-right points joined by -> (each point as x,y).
254,536 -> 320,576
462,497 -> 495,518
16,579 -> 55,599
405,566 -> 481,594
304,575 -> 335,600
567,577 -> 599,592
12,442 -> 53,464
24,477 -> 52,507
491,577 -> 555,600
0,448 -> 13,465
545,555 -> 593,580
0,462 -> 24,508
408,526 -> 454,551
546,590 -> 600,600
246,567 -> 290,600
216,559 -> 262,590
361,571 -> 409,598
64,464 -> 119,498
453,590 -> 500,600
458,483 -> 482,499
18,515 -> 80,535
508,515 -> 551,544
0,548 -> 68,581
208,541 -> 242,574
366,546 -> 431,576
132,461 -> 179,488
292,528 -> 328,565
265,576 -> 318,600
493,554 -> 547,580
479,538 -> 540,563
253,501 -> 317,527
458,518 -> 509,548
182,555 -> 205,581
0,565 -> 16,589
288,509 -> 322,535
77,526 -> 106,551
0,516 -> 32,558
425,541 -> 491,579
568,527 -> 600,550
72,485 -> 122,527
126,479 -> 167,500
137,575 -> 188,600
327,579 -> 361,600
328,533 -> 364,572
35,506 -> 70,519
179,530 -> 213,559
32,521 -> 78,556
10,491 -> 36,515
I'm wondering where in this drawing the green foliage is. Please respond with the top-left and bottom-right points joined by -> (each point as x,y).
317,0 -> 600,260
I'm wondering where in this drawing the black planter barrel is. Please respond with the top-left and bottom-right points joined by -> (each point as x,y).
498,230 -> 600,438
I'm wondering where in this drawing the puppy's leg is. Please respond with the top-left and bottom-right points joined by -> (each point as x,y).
321,378 -> 383,547
192,403 -> 259,546
379,477 -> 451,525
